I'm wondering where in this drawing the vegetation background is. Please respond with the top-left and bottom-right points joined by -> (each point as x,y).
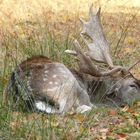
0,0 -> 140,139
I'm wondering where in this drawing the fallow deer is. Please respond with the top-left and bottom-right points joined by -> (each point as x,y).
4,5 -> 140,113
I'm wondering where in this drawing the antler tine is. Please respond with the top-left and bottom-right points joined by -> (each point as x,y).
80,4 -> 114,68
73,40 -> 102,77
64,50 -> 77,56
89,3 -> 101,19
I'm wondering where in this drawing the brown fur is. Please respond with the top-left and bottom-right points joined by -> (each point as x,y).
18,56 -> 52,70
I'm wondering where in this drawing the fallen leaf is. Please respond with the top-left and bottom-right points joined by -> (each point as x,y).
108,109 -> 117,116
117,133 -> 126,139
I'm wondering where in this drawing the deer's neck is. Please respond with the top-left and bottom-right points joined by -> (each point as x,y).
71,70 -> 118,103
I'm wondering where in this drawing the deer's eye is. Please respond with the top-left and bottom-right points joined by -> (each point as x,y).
129,84 -> 138,90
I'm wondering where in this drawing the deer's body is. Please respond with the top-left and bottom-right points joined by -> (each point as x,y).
4,5 -> 140,113
6,56 -> 93,113
5,55 -> 140,113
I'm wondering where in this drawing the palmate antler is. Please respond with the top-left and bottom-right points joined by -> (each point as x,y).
65,4 -> 129,77
73,40 -> 127,77
80,5 -> 113,67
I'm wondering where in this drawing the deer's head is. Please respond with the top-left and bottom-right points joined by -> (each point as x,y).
66,4 -> 140,106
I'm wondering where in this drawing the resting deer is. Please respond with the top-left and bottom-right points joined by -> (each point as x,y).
4,5 -> 140,113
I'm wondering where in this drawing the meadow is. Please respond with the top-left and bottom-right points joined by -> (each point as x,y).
0,0 -> 140,139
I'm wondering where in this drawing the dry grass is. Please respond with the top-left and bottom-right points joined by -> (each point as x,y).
0,0 -> 140,69
0,0 -> 140,139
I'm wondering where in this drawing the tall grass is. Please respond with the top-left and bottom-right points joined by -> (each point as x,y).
0,1 -> 140,139
0,8 -> 85,139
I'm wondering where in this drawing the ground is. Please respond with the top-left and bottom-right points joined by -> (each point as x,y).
0,0 -> 140,139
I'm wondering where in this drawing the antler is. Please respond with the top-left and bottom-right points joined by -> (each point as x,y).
80,4 -> 113,68
73,40 -> 127,77
65,4 -> 129,77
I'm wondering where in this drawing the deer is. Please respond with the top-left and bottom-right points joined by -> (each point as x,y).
3,5 -> 140,114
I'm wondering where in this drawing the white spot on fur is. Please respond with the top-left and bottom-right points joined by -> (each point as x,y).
43,78 -> 48,81
53,75 -> 57,78
44,70 -> 49,74
47,87 -> 58,92
54,82 -> 58,85
49,81 -> 53,84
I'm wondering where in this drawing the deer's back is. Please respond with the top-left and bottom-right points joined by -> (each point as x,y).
11,56 -> 92,113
